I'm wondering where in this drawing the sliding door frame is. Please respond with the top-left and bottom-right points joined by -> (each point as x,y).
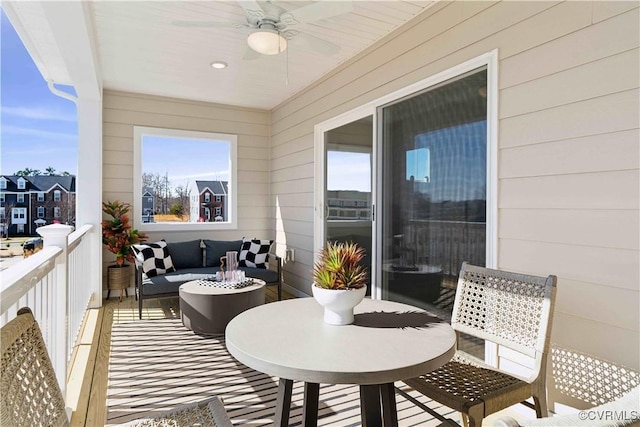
314,49 -> 499,302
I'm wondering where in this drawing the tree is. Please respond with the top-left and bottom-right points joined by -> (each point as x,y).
142,172 -> 172,214
45,167 -> 56,176
14,168 -> 41,176
174,181 -> 191,216
169,202 -> 184,216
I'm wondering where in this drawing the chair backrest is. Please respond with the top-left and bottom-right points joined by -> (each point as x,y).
451,262 -> 557,361
1,307 -> 69,427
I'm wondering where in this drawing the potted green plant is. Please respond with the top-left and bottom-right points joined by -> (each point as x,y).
312,241 -> 367,325
102,200 -> 147,299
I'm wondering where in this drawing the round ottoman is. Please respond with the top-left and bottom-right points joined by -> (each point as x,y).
179,278 -> 265,334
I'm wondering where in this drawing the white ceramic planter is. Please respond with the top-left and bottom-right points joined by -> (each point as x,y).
312,285 -> 367,325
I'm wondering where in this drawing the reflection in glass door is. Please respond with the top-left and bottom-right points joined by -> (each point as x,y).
325,116 -> 373,292
378,68 -> 488,355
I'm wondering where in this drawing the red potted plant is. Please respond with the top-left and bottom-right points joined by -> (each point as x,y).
102,200 -> 147,299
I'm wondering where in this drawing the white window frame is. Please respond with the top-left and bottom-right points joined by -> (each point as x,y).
133,126 -> 238,231
215,195 -> 221,202
37,192 -> 45,201
204,192 -> 211,203
54,207 -> 61,218
17,224 -> 24,233
215,206 -> 222,216
17,178 -> 25,190
12,207 -> 27,224
53,190 -> 61,201
37,207 -> 45,218
0,179 -> 6,189
17,194 -> 24,203
0,193 -> 5,202
204,207 -> 211,221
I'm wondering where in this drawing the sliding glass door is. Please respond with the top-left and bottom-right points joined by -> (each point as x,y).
378,68 -> 488,322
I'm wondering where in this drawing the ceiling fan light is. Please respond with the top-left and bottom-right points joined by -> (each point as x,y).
247,29 -> 287,55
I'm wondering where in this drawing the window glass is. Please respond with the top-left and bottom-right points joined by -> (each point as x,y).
37,207 -> 45,218
17,194 -> 24,203
134,127 -> 237,231
54,190 -> 61,201
54,207 -> 61,218
379,68 -> 488,358
37,192 -> 45,201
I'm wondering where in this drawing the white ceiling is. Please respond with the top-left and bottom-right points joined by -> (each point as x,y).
7,1 -> 436,110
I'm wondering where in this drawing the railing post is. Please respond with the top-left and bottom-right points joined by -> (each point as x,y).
37,223 -> 73,396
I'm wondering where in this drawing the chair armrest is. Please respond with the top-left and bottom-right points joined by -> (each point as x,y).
268,253 -> 282,273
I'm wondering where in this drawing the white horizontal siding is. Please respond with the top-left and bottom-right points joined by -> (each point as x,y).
269,0 -> 640,409
102,90 -> 272,286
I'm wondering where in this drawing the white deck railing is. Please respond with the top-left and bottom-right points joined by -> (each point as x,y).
0,223 -> 95,396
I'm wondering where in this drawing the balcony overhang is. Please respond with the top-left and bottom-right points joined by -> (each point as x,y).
3,1 -> 102,100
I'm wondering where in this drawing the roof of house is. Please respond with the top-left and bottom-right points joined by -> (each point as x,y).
0,175 -> 76,192
196,181 -> 228,195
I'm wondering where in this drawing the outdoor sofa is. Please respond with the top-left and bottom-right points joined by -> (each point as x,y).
134,238 -> 281,319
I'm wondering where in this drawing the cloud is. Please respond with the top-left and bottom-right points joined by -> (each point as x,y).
1,106 -> 77,122
1,124 -> 77,140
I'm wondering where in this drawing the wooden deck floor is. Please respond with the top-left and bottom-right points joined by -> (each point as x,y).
69,285 -> 500,426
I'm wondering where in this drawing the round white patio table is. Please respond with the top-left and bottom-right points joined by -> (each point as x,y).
225,297 -> 456,427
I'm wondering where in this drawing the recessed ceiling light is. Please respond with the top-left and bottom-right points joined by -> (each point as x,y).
210,61 -> 227,69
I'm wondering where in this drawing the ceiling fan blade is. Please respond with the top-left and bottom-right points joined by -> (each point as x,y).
172,20 -> 247,29
281,1 -> 353,25
296,32 -> 340,56
237,0 -> 265,21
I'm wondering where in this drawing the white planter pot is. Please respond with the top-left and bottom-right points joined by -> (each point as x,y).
312,285 -> 367,325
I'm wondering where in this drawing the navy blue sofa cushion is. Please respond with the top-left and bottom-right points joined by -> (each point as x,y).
141,266 -> 279,295
203,239 -> 243,267
167,240 -> 203,269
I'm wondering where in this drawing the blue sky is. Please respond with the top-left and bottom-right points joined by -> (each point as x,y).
1,9 -> 79,176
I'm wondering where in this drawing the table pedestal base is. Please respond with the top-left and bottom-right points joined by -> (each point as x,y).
274,378 -> 398,427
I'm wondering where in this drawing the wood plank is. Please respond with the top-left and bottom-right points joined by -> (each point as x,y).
500,49 -> 639,119
84,303 -> 114,427
499,170 -> 639,210
499,238 -> 639,291
500,8 -> 639,88
499,130 -> 640,178
499,208 -> 639,251
499,89 -> 639,148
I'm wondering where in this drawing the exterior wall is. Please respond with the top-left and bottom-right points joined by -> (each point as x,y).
270,0 -> 639,408
102,90 -> 271,282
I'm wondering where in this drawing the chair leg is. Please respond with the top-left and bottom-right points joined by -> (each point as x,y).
466,404 -> 484,427
138,294 -> 143,320
533,392 -> 548,418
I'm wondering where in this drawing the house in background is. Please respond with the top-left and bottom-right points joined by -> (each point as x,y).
190,180 -> 228,222
141,187 -> 154,223
0,175 -> 76,236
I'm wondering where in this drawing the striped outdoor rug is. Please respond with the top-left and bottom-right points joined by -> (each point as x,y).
105,318 -> 457,426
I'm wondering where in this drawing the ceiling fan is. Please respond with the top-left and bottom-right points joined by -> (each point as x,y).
173,0 -> 353,58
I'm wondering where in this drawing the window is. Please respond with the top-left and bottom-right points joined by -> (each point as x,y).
204,192 -> 211,203
0,193 -> 4,202
215,195 -> 221,202
0,179 -> 6,189
54,190 -> 61,201
147,197 -> 153,203
215,207 -> 221,216
11,208 -> 27,224
37,207 -> 45,218
204,207 -> 211,221
17,224 -> 24,233
37,192 -> 45,201
17,179 -> 25,190
134,126 -> 238,231
0,210 -> 5,219
54,207 -> 61,218
17,194 -> 24,203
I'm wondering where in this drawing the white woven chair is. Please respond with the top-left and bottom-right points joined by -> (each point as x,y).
403,262 -> 557,427
1,307 -> 233,427
495,386 -> 640,427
